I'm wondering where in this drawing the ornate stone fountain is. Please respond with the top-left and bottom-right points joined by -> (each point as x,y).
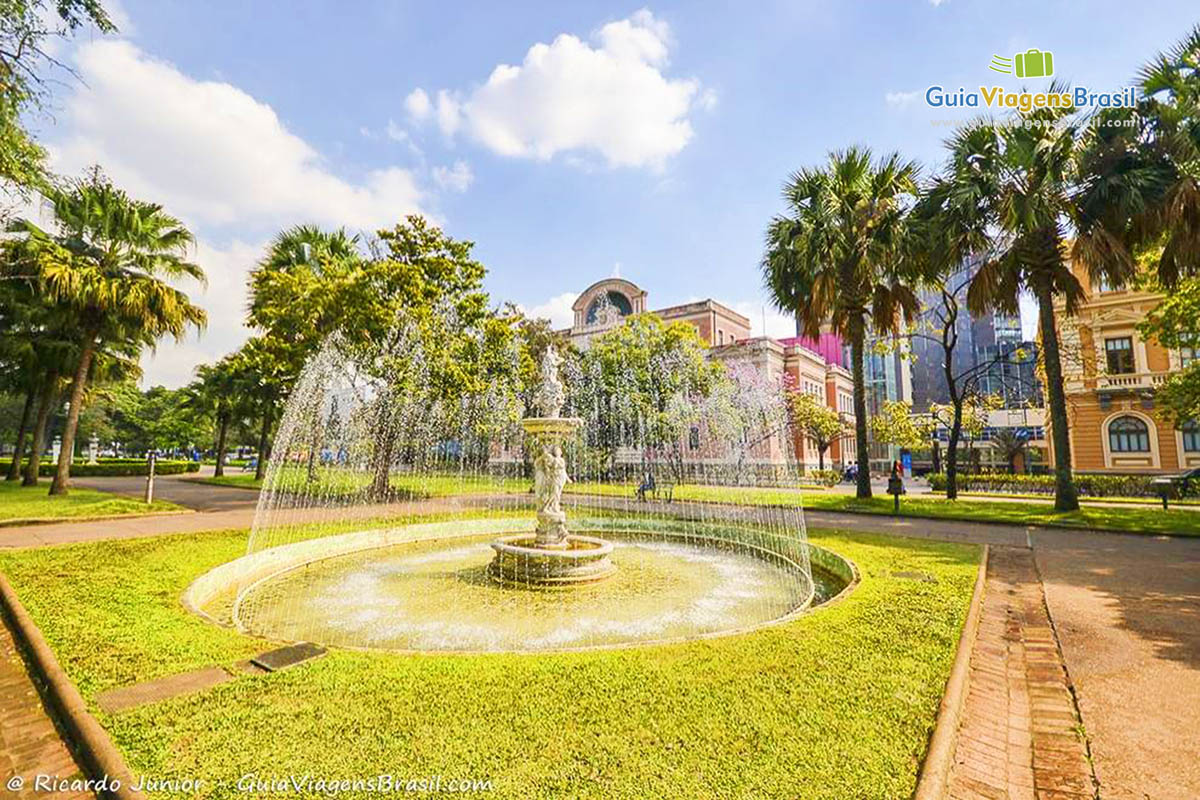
488,348 -> 616,586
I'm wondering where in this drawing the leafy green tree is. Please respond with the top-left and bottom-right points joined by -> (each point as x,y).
763,147 -> 921,498
916,93 -> 1157,511
0,0 -> 115,200
787,390 -> 846,471
578,314 -> 724,482
10,169 -> 206,494
1141,275 -> 1200,425
869,400 -> 932,453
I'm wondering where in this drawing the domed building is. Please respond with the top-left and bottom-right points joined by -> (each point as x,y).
557,277 -> 858,474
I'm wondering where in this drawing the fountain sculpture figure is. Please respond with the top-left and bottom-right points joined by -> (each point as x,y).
488,347 -> 616,585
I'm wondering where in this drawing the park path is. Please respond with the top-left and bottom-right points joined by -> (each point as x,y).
947,546 -> 1095,799
0,616 -> 89,799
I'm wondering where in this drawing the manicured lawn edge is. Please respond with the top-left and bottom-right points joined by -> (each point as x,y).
0,508 -> 193,528
0,527 -> 981,799
913,545 -> 989,800
0,573 -> 144,800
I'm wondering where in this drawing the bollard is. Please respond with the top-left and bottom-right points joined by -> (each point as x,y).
144,453 -> 156,504
894,493 -> 900,514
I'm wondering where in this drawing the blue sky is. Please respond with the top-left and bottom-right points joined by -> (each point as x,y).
25,0 -> 1200,386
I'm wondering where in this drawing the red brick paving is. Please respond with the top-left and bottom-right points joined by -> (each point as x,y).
948,547 -> 1096,800
0,619 -> 92,799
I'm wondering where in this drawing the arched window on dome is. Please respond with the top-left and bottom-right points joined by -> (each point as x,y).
585,291 -> 633,324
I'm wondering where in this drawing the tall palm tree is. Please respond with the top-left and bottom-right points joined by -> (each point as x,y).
919,93 -> 1156,512
1126,25 -> 1200,286
763,147 -> 921,499
187,356 -> 244,478
11,169 -> 206,495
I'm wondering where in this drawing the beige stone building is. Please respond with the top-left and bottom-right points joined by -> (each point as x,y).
561,278 -> 855,473
1051,264 -> 1200,473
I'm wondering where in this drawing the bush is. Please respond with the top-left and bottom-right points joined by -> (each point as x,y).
36,460 -> 201,477
807,469 -> 841,488
924,471 -> 1184,498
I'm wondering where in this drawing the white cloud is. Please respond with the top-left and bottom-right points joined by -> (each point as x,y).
432,160 -> 474,192
729,301 -> 796,339
523,292 -> 579,329
408,9 -> 706,169
42,39 -> 437,385
138,238 -> 263,387
404,88 -> 432,121
50,40 -> 426,233
885,90 -> 919,109
929,0 -> 948,6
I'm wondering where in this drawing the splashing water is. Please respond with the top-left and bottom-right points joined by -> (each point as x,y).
225,330 -> 826,652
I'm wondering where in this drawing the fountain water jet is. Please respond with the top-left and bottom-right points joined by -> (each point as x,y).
488,347 -> 616,585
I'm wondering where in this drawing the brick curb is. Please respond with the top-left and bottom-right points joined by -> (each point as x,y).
913,543 -> 990,800
0,572 -> 146,800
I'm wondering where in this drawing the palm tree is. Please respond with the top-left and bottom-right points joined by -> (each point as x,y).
919,92 -> 1169,512
187,356 -> 244,478
989,428 -> 1029,474
1126,25 -> 1200,286
11,169 -> 206,495
763,147 -> 921,499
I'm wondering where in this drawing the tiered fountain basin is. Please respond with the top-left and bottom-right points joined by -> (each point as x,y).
488,533 -> 616,585
185,516 -> 855,654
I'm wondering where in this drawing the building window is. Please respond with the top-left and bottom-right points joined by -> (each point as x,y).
1181,347 -> 1197,369
718,330 -> 724,345
1183,420 -> 1200,453
1108,415 -> 1150,453
1104,337 -> 1135,374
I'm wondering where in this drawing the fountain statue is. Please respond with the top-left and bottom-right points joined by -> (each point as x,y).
488,347 -> 616,585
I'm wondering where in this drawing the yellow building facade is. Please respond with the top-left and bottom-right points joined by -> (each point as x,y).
1051,265 -> 1200,473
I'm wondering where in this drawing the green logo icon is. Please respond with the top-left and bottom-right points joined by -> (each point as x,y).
989,49 -> 1054,78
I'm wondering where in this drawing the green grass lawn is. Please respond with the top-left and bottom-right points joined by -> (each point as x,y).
0,527 -> 979,800
195,470 -> 1200,536
0,480 -> 183,523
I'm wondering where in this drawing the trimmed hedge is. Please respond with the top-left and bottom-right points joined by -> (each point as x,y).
35,460 -> 201,477
925,471 -> 1192,498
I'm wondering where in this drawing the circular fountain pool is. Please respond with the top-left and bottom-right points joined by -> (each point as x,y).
188,522 -> 851,654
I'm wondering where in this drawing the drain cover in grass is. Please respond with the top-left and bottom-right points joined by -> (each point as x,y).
250,642 -> 327,672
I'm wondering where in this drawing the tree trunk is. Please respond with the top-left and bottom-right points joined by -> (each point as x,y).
946,404 -> 963,500
254,405 -> 273,482
213,411 -> 230,478
1035,285 -> 1080,511
23,372 -> 59,487
818,446 -> 826,471
931,439 -> 942,474
49,334 -> 97,496
6,383 -> 35,481
848,314 -> 872,499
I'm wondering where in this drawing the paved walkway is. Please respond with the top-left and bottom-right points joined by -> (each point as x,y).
948,547 -> 1095,799
1032,529 -> 1200,799
73,471 -> 259,512
0,617 -> 89,799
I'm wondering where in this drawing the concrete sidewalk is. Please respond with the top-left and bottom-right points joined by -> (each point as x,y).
1032,529 -> 1200,799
